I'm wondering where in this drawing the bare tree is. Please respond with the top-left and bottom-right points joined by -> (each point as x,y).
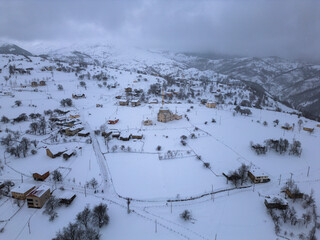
92,203 -> 109,228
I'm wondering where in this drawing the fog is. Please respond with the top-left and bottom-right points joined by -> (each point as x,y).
0,0 -> 319,60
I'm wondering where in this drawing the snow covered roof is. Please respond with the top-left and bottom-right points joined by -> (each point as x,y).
265,195 -> 288,205
120,131 -> 131,138
131,99 -> 140,103
78,130 -> 89,134
28,185 -> 50,198
11,183 -> 35,194
64,149 -> 74,155
47,146 -> 68,155
59,191 -> 76,200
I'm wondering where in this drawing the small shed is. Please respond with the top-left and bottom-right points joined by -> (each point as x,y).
264,196 -> 288,210
46,147 -> 67,158
149,99 -> 158,104
11,184 -> 36,200
69,114 -> 80,119
125,87 -> 132,93
96,104 -> 103,108
108,119 -> 119,125
317,124 -> 320,128
102,131 -> 112,138
31,81 -> 38,87
59,192 -> 76,205
26,185 -> 51,208
33,171 -> 50,181
143,119 -> 153,126
72,93 -> 86,99
78,130 -> 90,137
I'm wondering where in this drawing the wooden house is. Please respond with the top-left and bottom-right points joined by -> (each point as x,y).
111,130 -> 120,138
33,171 -> 50,181
39,81 -> 46,86
31,81 -> 38,87
132,132 -> 143,139
317,124 -> 320,128
131,100 -> 141,107
78,130 -> 90,137
115,95 -> 122,99
96,104 -> 103,108
102,131 -> 112,138
120,132 -> 131,141
206,102 -> 217,108
248,169 -> 270,184
46,147 -> 67,158
143,119 -> 153,126
119,99 -> 129,106
281,125 -> 292,130
65,126 -> 84,136
264,196 -> 288,210
26,185 -> 51,208
303,127 -> 314,133
59,192 -> 76,205
149,99 -> 158,104
11,184 -> 36,200
285,189 -> 304,199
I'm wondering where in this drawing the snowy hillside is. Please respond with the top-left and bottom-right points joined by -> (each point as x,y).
0,43 -> 319,240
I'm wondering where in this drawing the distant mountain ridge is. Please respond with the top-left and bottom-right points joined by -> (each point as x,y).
0,43 -> 33,56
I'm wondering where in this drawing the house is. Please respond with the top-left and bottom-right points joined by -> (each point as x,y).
149,99 -> 158,104
59,192 -> 76,205
96,104 -> 103,108
264,196 -> 288,210
206,102 -> 217,108
108,119 -> 119,125
11,184 -> 36,200
26,185 -> 51,208
317,124 -> 320,128
248,169 -> 270,184
303,127 -> 314,133
125,87 -> 132,93
63,150 -> 75,160
131,100 -> 141,107
31,81 -> 38,87
78,130 -> 90,137
174,114 -> 182,120
111,130 -> 120,138
65,126 -> 84,136
143,119 -> 153,126
69,114 -> 80,119
285,189 -> 304,199
33,171 -> 50,181
115,95 -> 122,99
46,147 -> 67,158
281,125 -> 292,130
39,80 -> 46,86
131,132 -> 143,139
119,99 -> 129,106
72,93 -> 86,99
120,132 -> 131,141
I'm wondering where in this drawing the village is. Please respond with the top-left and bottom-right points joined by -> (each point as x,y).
0,46 -> 319,240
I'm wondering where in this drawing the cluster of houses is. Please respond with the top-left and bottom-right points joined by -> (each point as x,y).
118,99 -> 141,107
50,114 -> 89,137
72,93 -> 86,99
102,129 -> 143,141
46,146 -> 80,160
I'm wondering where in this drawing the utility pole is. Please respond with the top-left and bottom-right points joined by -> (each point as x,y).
278,174 -> 281,185
21,174 -> 23,183
307,166 -> 310,177
84,186 -> 87,197
127,198 -> 131,214
170,202 -> 172,214
290,172 -> 293,182
155,220 -> 157,233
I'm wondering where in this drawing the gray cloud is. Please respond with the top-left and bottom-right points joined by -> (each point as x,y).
0,0 -> 319,61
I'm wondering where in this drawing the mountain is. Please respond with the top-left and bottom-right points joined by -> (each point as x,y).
0,43 -> 33,56
178,55 -> 320,119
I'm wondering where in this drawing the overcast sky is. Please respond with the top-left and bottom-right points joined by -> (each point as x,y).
0,0 -> 319,61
